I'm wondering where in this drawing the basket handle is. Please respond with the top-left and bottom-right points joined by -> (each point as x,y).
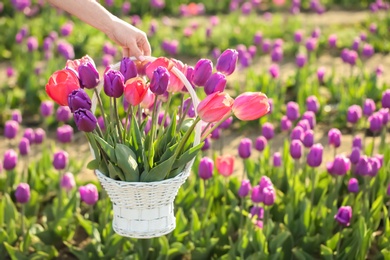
90,56 -> 201,149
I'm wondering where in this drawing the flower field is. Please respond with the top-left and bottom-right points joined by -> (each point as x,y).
1,0 -> 390,259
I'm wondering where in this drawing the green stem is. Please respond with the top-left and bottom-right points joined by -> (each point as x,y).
123,105 -> 133,142
138,104 -> 142,127
147,96 -> 159,167
241,159 -> 247,181
263,206 -> 269,254
158,93 -> 172,138
336,226 -> 343,256
363,178 -> 369,222
201,113 -> 233,142
58,170 -> 63,219
89,206 -> 95,240
21,204 -> 25,237
93,88 -> 108,129
113,98 -> 123,143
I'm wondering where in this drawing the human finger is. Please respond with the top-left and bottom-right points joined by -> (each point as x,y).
123,47 -> 130,57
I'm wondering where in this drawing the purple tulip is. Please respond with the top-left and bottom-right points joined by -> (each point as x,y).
4,120 -> 19,139
273,39 -> 283,49
334,206 -> 352,226
259,176 -> 273,189
348,178 -> 359,193
11,110 -> 22,123
351,37 -> 360,51
40,100 -> 54,117
311,27 -> 321,38
157,112 -> 170,128
78,61 -> 100,89
204,72 -> 227,95
27,37 -> 38,52
297,119 -> 310,131
327,155 -> 351,176
317,67 -> 325,83
379,108 -> 389,125
290,140 -> 303,160
381,90 -> 390,108
210,127 -> 221,140
60,22 -> 73,36
295,53 -> 306,68
61,172 -> 76,191
198,157 -> 214,180
347,50 -> 358,66
294,30 -> 303,43
305,38 -> 317,52
79,184 -> 99,205
347,105 -> 362,124
290,126 -> 304,141
262,123 -> 274,140
273,152 -> 282,167
349,147 -> 361,165
280,116 -> 292,132
150,66 -> 170,95
269,64 -> 279,78
215,49 -> 238,76
150,0 -> 165,9
251,185 -> 263,203
255,136 -> 267,152
34,128 -> 45,144
53,150 -> 69,170
271,47 -> 283,63
56,106 -> 72,122
303,130 -> 314,148
182,98 -> 196,118
3,149 -> 18,170
328,128 -> 342,148
57,41 -> 75,60
68,88 -> 92,113
120,57 -> 138,82
15,183 -> 31,204
253,32 -> 263,45
238,138 -> 252,159
352,136 -> 362,149
262,39 -> 272,53
74,108 -> 97,133
238,179 -> 252,197
201,137 -> 211,151
362,44 -> 374,58
369,112 -> 383,133
57,124 -> 74,143
220,116 -> 233,129
250,206 -> 264,219
302,111 -> 316,129
328,34 -> 337,48
307,144 -> 323,167
103,70 -> 125,98
263,186 -> 276,206
354,155 -> 372,176
192,59 -> 213,86
286,101 -> 300,121
368,157 -> 381,177
18,137 -> 30,156
363,99 -> 376,117
21,129 -> 34,145
122,1 -> 131,14
6,66 -> 15,78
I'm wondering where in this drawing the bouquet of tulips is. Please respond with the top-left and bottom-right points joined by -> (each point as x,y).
45,50 -> 270,182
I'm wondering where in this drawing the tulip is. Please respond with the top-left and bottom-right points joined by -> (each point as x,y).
363,99 -> 376,117
4,120 -> 19,139
40,100 -> 54,117
273,152 -> 282,167
3,149 -> 18,171
150,66 -> 169,95
351,38 -> 360,51
56,106 -> 72,122
198,157 -> 214,180
15,183 -> 31,204
74,108 -> 97,132
269,64 -> 279,78
201,137 -> 211,151
197,92 -> 233,123
379,108 -> 389,125
34,128 -> 46,144
251,185 -> 264,203
57,124 -> 74,143
354,156 -> 371,176
262,39 -> 272,53
53,150 -> 69,170
60,22 -> 73,36
362,44 -> 374,58
104,70 -> 125,98
123,77 -> 148,107
250,206 -> 264,219
259,176 -> 273,189
348,178 -> 359,193
297,119 -> 310,131
263,186 -> 276,206
352,136 -> 362,149
46,69 -> 80,106
18,137 -> 30,156
238,179 -> 252,197
78,61 -> 100,89
216,49 -> 238,76
305,38 -> 317,52
295,53 -> 306,68
328,128 -> 342,148
328,34 -> 337,48
327,155 -> 351,176
26,36 -> 38,52
79,184 -> 99,205
11,110 -> 22,123
368,157 -> 381,177
317,67 -> 325,83
253,32 -> 263,45
290,126 -> 304,141
334,206 -> 352,226
307,144 -> 323,167
280,116 -> 292,132
349,147 -> 361,165
369,112 -> 382,133
255,136 -> 267,152
61,172 -> 76,191
192,59 -> 213,86
347,50 -> 358,66
204,72 -> 227,95
120,57 -> 138,81
294,30 -> 303,43
286,101 -> 300,121
232,92 -> 270,121
216,154 -> 234,177
238,138 -> 252,159
347,105 -> 362,124
290,139 -> 303,160
219,116 -> 233,129
271,47 -> 283,63
67,88 -> 92,113
302,111 -> 316,129
303,130 -> 314,148
381,89 -> 390,108
262,123 -> 275,140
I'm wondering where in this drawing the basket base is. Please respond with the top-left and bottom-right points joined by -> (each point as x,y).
112,203 -> 176,238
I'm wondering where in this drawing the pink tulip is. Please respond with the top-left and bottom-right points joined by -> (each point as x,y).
197,92 -> 234,123
124,77 -> 148,106
216,155 -> 235,177
140,88 -> 155,109
232,92 -> 270,121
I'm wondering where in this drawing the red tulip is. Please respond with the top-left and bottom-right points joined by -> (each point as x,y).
197,92 -> 233,123
232,92 -> 270,121
65,55 -> 96,73
46,69 -> 81,106
216,154 -> 235,177
124,77 -> 148,106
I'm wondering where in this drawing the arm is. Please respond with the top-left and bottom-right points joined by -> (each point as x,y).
47,0 -> 151,59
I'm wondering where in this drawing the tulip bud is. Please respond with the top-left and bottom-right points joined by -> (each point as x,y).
34,128 -> 46,144
362,44 -> 374,58
269,64 -> 279,78
57,124 -> 74,143
150,66 -> 170,95
15,183 -> 31,204
286,101 -> 300,121
120,57 -> 138,81
255,136 -> 267,152
4,120 -> 19,139
232,92 -> 270,121
369,112 -> 382,133
305,38 -> 317,52
295,53 -> 306,68
192,59 -> 213,86
27,36 -> 38,52
198,157 -> 214,180
250,206 -> 264,219
328,128 -> 342,148
204,72 -> 227,95
56,106 -> 72,122
349,147 -> 361,165
290,126 -> 304,141
280,116 -> 292,132
79,184 -> 99,205
11,110 -> 22,123
46,69 -> 80,106
294,30 -> 303,43
263,186 -> 276,206
381,89 -> 390,108
327,155 -> 351,176
302,111 -> 316,129
348,178 -> 359,193
317,67 -> 325,83
352,136 -> 362,150
290,139 -> 303,160
238,138 -> 252,159
40,100 -> 54,117
201,137 -> 211,151
67,88 -> 92,113
251,185 -> 264,203
216,49 -> 238,76
262,123 -> 274,140
307,144 -> 323,167
73,108 -> 97,133
216,154 -> 234,177
363,99 -> 376,117
197,92 -> 233,123
271,47 -> 283,63
354,155 -> 371,176
238,179 -> 252,197
53,150 -> 69,170
334,206 -> 352,226
18,137 -> 30,156
273,152 -> 282,167
259,176 -> 273,189
103,70 -> 125,98
328,34 -> 337,48
61,172 -> 76,191
78,61 -> 100,89
347,105 -> 362,124
3,149 -> 18,171
306,96 -> 320,114
297,119 -> 310,132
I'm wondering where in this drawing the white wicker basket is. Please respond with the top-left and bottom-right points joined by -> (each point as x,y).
91,56 -> 201,238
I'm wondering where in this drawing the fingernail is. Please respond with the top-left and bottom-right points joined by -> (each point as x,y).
138,56 -> 145,61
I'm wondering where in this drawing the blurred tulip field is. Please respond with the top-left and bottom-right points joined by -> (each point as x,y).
1,0 -> 390,259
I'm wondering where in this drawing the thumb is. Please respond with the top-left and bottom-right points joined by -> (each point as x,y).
132,48 -> 145,61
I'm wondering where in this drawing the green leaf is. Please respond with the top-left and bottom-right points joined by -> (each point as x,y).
172,141 -> 203,170
292,247 -> 314,260
94,135 -> 117,164
115,144 -> 139,182
167,242 -> 187,259
87,159 -> 99,170
85,132 -> 100,161
107,161 -> 125,181
269,231 -> 290,253
320,245 -> 333,260
140,155 -> 176,182
3,242 -> 28,260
